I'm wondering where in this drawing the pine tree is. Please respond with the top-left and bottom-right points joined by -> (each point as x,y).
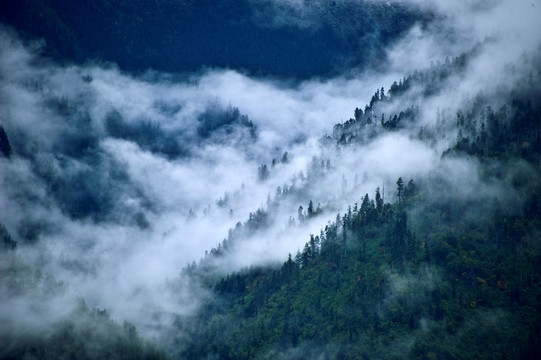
0,125 -> 12,158
396,177 -> 405,205
375,187 -> 384,214
307,200 -> 314,218
258,164 -> 269,181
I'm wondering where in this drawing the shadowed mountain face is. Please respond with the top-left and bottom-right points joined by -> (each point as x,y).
0,0 -> 427,78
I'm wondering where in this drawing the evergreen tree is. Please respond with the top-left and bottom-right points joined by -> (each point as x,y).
354,107 -> 363,120
307,200 -> 314,218
396,177 -> 405,204
375,187 -> 384,213
0,125 -> 12,158
0,224 -> 16,251
258,164 -> 269,181
404,179 -> 416,201
281,151 -> 289,163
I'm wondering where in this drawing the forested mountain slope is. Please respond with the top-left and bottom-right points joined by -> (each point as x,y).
168,48 -> 541,359
1,40 -> 540,360
0,1 -> 540,359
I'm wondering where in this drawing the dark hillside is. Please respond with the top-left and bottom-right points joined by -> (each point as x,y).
0,0 -> 427,78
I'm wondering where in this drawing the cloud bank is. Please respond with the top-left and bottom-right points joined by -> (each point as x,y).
0,0 -> 539,345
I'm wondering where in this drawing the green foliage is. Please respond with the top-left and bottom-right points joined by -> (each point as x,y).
175,167 -> 541,359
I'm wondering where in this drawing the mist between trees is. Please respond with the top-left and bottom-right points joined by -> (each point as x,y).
1,0 -> 541,358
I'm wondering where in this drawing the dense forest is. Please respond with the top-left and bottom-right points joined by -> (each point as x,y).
166,50 -> 541,359
1,1 -> 540,359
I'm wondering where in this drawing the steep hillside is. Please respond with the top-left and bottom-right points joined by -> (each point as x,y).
170,49 -> 541,359
0,1 -> 540,359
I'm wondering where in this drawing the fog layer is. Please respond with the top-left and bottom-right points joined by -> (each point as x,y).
0,0 -> 539,343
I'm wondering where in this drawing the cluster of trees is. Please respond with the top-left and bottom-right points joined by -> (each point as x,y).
197,105 -> 257,143
0,223 -> 17,251
446,99 -> 541,162
185,154 -> 339,278
176,165 -> 541,358
328,51 -> 474,146
171,48 -> 541,358
257,151 -> 290,182
178,183 -> 414,358
105,111 -> 187,160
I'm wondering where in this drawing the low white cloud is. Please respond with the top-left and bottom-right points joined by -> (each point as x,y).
0,0 -> 539,344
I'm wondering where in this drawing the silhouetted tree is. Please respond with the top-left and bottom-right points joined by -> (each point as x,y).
258,164 -> 269,181
396,177 -> 405,204
307,200 -> 314,218
0,125 -> 12,158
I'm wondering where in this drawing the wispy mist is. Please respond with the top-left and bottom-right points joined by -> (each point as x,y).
0,0 -> 539,347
